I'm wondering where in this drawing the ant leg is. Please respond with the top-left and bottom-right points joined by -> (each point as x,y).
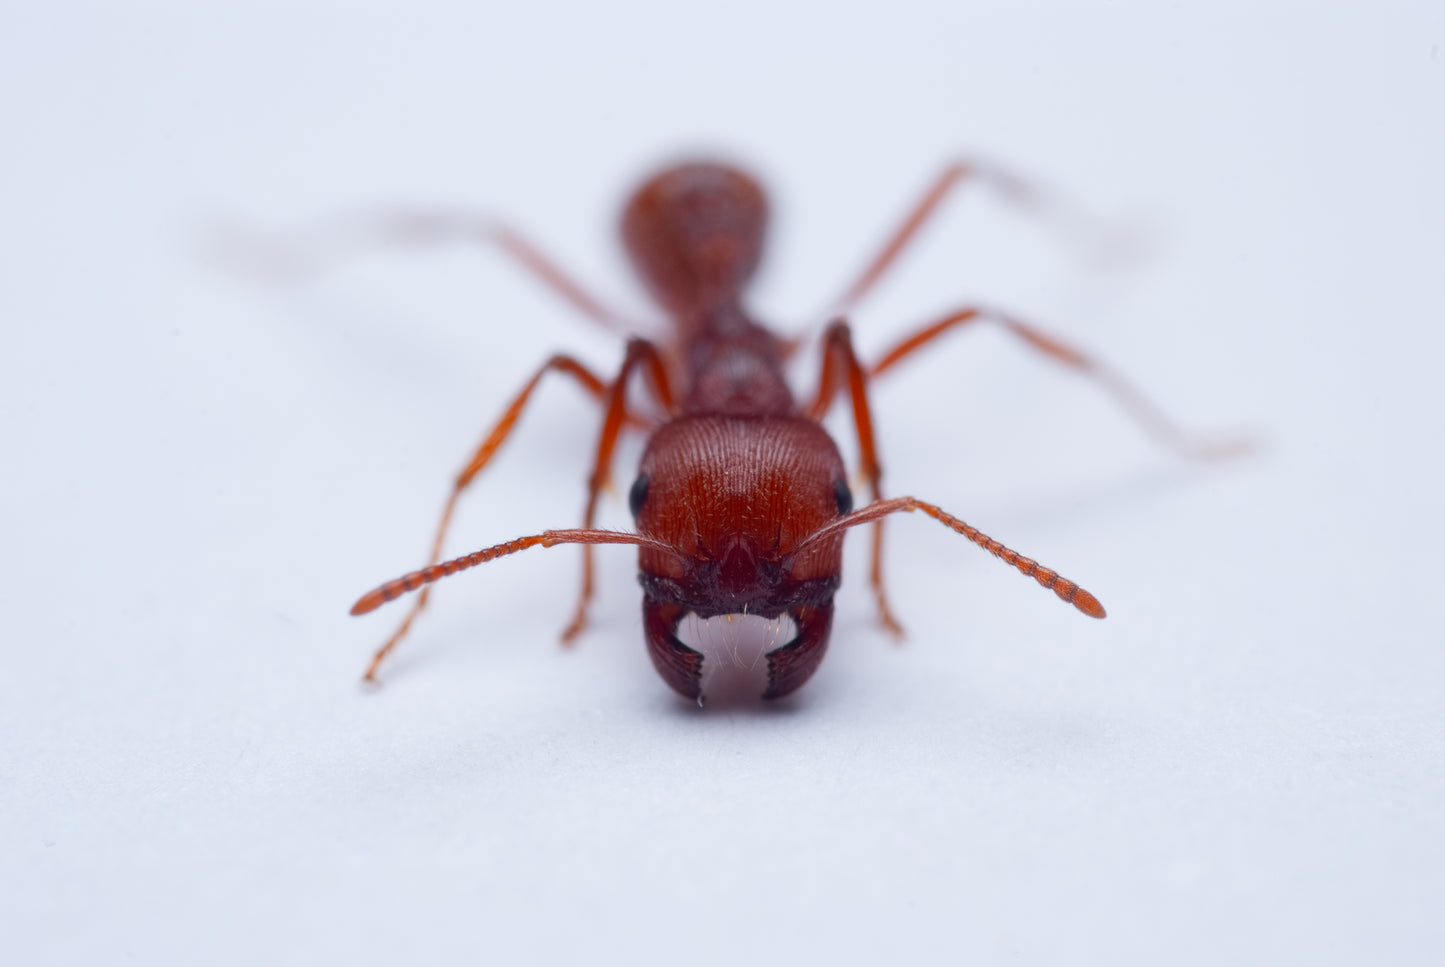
825,159 -> 1059,319
807,321 -> 904,636
363,354 -> 634,682
562,338 -> 676,642
220,208 -> 637,334
870,307 -> 1250,460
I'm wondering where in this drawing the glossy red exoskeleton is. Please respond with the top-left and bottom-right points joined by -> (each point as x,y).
347,159 -> 1231,701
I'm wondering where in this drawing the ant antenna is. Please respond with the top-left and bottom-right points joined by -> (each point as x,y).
351,528 -> 679,616
787,497 -> 1106,619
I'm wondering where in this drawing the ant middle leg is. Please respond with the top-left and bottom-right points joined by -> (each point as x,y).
869,307 -> 1251,460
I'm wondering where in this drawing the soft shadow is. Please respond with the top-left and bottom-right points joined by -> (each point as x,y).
670,689 -> 809,719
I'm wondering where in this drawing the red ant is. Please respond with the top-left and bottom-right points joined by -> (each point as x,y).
344,160 -> 1232,701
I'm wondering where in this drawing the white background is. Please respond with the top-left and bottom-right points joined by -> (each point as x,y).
3,1 -> 1442,963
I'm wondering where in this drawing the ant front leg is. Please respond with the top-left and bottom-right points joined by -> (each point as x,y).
807,320 -> 904,637
363,354 -> 632,683
562,338 -> 676,642
869,307 -> 1250,459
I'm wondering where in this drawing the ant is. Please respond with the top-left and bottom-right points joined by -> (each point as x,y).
340,160 -> 1234,702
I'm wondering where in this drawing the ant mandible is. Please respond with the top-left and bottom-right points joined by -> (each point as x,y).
344,159 -> 1231,701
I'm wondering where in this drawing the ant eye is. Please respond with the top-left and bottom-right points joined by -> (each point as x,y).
832,479 -> 853,516
629,473 -> 651,518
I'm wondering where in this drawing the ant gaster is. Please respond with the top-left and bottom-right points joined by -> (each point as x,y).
347,160 -> 1234,701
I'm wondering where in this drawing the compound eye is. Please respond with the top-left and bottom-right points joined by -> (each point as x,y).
832,478 -> 853,516
629,473 -> 651,518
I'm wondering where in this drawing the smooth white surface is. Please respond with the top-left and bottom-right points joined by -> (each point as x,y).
3,2 -> 1442,963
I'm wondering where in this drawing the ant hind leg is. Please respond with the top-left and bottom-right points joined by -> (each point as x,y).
213,207 -> 639,335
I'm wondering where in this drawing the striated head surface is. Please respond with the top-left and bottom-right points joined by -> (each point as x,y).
628,415 -> 854,702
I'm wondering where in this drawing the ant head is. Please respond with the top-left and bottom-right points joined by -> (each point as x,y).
621,163 -> 768,317
629,415 -> 853,702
